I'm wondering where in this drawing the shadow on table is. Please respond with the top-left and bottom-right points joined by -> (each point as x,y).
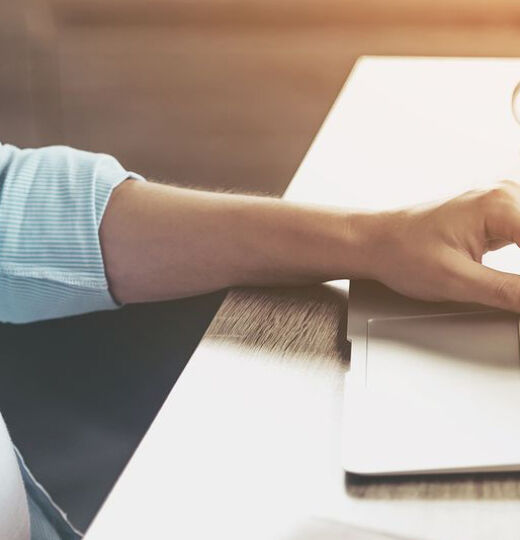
281,517 -> 408,540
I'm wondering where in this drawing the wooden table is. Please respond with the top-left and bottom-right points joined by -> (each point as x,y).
85,58 -> 520,540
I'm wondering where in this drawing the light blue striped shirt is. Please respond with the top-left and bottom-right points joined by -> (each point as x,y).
0,143 -> 145,324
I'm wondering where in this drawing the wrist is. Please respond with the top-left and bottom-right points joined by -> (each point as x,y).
343,210 -> 392,280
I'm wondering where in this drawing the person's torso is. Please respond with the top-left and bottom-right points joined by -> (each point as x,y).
0,413 -> 30,540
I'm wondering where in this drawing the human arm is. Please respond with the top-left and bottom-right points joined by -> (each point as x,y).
101,178 -> 520,312
3,142 -> 520,324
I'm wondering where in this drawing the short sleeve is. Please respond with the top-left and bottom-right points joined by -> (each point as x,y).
0,144 -> 146,324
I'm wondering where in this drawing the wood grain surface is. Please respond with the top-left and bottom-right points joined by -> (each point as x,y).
206,286 -> 350,362
84,280 -> 520,540
190,283 -> 520,539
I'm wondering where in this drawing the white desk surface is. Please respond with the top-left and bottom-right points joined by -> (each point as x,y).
85,57 -> 520,540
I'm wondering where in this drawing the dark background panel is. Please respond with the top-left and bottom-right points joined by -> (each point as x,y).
0,292 -> 225,529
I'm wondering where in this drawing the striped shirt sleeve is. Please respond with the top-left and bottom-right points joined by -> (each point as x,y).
0,143 -> 146,324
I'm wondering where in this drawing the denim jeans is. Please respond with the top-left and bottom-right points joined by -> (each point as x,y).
15,448 -> 83,540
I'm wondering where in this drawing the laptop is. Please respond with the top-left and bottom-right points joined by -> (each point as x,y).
285,56 -> 520,475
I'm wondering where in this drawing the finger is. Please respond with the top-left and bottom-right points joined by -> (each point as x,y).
451,255 -> 520,312
487,238 -> 510,252
484,191 -> 520,247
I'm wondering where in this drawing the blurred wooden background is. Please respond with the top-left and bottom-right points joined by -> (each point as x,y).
6,0 -> 520,194
2,0 -> 520,531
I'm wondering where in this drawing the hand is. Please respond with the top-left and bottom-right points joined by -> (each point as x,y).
359,180 -> 520,311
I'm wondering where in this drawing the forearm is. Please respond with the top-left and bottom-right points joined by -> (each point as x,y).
100,180 -> 372,303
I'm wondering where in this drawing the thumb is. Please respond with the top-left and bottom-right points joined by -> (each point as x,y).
452,255 -> 520,312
